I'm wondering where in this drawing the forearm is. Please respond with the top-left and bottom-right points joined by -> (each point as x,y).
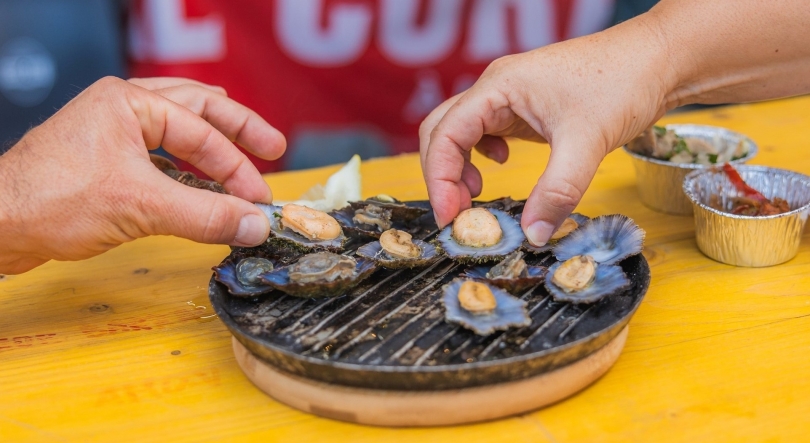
0,138 -> 47,274
644,0 -> 810,108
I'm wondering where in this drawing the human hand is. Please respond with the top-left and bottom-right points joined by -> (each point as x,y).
419,15 -> 676,246
0,76 -> 286,274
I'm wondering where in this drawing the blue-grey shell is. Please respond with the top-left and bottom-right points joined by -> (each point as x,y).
259,256 -> 377,298
349,198 -> 428,222
437,208 -> 525,263
441,279 -> 531,335
462,264 -> 546,294
330,205 -> 406,239
213,257 -> 275,297
521,213 -> 590,254
544,261 -> 630,304
257,204 -> 348,252
356,239 -> 439,269
553,214 -> 644,265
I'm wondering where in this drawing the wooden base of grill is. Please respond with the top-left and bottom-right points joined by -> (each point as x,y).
232,326 -> 628,427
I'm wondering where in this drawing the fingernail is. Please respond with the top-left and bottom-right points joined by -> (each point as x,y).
234,214 -> 268,246
433,210 -> 443,228
526,220 -> 556,247
482,150 -> 506,164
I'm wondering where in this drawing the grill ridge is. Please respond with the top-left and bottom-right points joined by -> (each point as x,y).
303,259 -> 450,355
332,261 -> 458,359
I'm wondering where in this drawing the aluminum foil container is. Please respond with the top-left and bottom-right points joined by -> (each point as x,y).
683,165 -> 810,267
623,124 -> 758,215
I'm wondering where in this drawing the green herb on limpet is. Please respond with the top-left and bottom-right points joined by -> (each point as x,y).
653,126 -> 667,136
273,212 -> 282,219
707,153 -> 719,164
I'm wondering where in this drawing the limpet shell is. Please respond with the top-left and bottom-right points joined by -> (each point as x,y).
544,259 -> 630,304
259,254 -> 377,298
258,204 -> 348,252
441,279 -> 531,336
213,256 -> 277,297
356,238 -> 439,269
553,214 -> 645,265
437,208 -> 525,263
520,213 -> 590,254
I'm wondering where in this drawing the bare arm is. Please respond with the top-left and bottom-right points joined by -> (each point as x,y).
420,0 -> 810,246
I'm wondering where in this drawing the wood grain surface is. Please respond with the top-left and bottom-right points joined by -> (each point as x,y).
2,97 -> 810,442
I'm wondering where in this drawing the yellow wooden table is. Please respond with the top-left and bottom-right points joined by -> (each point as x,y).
2,97 -> 810,442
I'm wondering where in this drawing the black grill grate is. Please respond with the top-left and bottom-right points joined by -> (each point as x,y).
210,207 -> 649,390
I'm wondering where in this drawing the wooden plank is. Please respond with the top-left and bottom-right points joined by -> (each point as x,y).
1,96 -> 810,441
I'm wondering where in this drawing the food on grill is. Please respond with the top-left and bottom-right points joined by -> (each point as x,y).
545,256 -> 631,304
441,279 -> 531,335
379,229 -> 421,259
551,255 -> 595,290
454,208 -> 502,247
544,214 -> 643,304
553,214 -> 645,265
627,125 -> 749,165
356,229 -> 440,269
213,256 -> 277,297
487,250 -> 527,279
521,213 -> 590,254
330,205 -> 401,239
709,163 -> 791,216
457,280 -> 497,313
259,252 -> 376,298
352,204 -> 393,231
258,203 -> 348,251
331,195 -> 431,239
462,251 -> 547,294
437,208 -> 525,263
349,194 -> 429,223
473,196 -> 525,214
236,257 -> 275,286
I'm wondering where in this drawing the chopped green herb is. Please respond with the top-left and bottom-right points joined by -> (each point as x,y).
273,212 -> 282,219
653,126 -> 667,136
673,138 -> 690,155
707,153 -> 719,163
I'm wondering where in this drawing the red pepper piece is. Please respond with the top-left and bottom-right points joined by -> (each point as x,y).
721,163 -> 769,203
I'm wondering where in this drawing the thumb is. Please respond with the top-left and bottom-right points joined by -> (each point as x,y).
521,134 -> 603,246
142,174 -> 270,247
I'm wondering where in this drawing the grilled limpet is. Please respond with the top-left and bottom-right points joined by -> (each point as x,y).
259,252 -> 377,298
441,279 -> 531,336
437,208 -> 525,263
213,256 -> 276,297
356,229 -> 439,269
544,255 -> 630,304
258,204 -> 348,252
462,251 -> 547,294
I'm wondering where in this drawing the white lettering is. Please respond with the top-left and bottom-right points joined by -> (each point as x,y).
379,0 -> 464,66
128,0 -> 225,63
275,0 -> 372,67
466,0 -> 556,62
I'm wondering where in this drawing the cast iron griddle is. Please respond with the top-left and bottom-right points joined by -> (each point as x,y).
209,202 -> 650,391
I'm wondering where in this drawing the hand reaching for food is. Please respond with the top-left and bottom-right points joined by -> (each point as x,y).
0,77 -> 286,274
419,0 -> 810,246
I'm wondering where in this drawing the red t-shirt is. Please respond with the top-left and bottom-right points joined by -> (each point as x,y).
129,0 -> 614,174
